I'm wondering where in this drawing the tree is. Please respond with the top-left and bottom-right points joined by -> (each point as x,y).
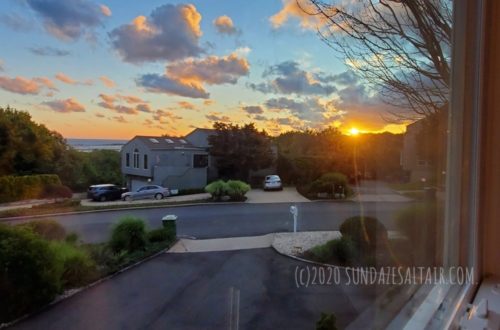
300,0 -> 451,119
208,122 -> 274,181
0,106 -> 68,176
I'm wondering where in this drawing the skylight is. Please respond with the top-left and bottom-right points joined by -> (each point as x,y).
180,139 -> 188,144
165,139 -> 174,143
149,138 -> 159,143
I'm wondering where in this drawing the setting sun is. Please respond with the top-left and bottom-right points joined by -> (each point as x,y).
349,127 -> 360,136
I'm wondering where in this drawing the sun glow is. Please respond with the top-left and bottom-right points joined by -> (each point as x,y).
349,127 -> 360,136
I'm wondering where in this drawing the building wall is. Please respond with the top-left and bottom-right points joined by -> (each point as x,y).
402,120 -> 434,182
121,139 -> 152,178
150,149 -> 208,190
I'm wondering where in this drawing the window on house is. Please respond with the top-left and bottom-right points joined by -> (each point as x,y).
143,154 -> 148,169
133,148 -> 139,168
125,153 -> 130,167
193,154 -> 208,168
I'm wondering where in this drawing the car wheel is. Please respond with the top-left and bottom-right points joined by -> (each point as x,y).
155,193 -> 164,200
100,195 -> 107,202
124,196 -> 132,202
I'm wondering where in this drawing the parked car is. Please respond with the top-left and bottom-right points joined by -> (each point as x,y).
121,185 -> 170,201
263,175 -> 283,191
87,184 -> 128,202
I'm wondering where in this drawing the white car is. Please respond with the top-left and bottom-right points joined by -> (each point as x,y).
263,175 -> 283,191
121,185 -> 170,201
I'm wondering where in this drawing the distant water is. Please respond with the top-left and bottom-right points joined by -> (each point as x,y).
67,139 -> 127,152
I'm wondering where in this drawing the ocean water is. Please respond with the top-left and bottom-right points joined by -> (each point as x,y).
67,139 -> 127,152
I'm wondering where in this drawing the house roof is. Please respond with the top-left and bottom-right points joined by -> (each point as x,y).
132,136 -> 203,150
185,127 -> 216,136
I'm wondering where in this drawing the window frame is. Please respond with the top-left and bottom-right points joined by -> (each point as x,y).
392,0 -> 486,327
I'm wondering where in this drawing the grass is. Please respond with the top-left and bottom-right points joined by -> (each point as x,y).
0,198 -> 213,219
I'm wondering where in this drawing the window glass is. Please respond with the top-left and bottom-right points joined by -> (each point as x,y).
0,1 -> 480,329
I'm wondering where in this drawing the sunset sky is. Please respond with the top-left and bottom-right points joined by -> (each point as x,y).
0,0 -> 407,139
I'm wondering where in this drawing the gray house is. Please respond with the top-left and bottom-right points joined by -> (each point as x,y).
121,127 -> 278,191
401,119 -> 434,182
121,135 -> 210,191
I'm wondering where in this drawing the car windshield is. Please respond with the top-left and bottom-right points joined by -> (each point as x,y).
2,1 -> 495,329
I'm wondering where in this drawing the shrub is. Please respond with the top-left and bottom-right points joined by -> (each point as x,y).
109,217 -> 147,253
309,172 -> 349,196
84,244 -> 124,275
308,236 -> 356,264
21,219 -> 67,241
147,227 -> 174,243
205,180 -> 250,201
40,184 -> 73,199
225,180 -> 250,201
65,232 -> 79,244
340,216 -> 388,253
0,174 -> 61,203
332,236 -> 356,264
316,312 -> 338,330
309,241 -> 334,262
0,225 -> 62,323
49,241 -> 97,288
205,180 -> 227,201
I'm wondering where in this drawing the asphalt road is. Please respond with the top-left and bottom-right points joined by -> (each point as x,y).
12,249 -> 377,330
4,201 -> 415,243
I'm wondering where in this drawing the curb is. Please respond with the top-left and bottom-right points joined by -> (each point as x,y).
0,239 -> 177,329
0,201 -> 246,222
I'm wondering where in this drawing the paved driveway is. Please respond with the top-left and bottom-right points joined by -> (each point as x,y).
246,187 -> 310,204
12,249 -> 376,330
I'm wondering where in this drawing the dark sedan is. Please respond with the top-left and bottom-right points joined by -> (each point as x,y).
87,184 -> 127,202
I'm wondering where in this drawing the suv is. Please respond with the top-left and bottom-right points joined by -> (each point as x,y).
87,184 -> 127,202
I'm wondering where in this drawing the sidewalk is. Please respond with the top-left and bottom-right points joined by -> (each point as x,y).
168,231 -> 407,255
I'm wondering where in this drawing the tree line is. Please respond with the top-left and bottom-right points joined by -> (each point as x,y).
0,106 -> 122,192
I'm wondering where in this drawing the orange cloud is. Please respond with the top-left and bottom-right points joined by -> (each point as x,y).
55,73 -> 76,84
178,101 -> 196,110
180,4 -> 202,37
42,98 -> 86,113
138,52 -> 249,99
213,15 -> 237,35
100,4 -> 112,17
167,53 -> 250,87
99,76 -> 116,88
0,76 -> 56,95
270,0 -> 323,29
55,73 -> 93,86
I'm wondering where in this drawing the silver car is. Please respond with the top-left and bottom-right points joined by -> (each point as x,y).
263,175 -> 283,191
121,185 -> 170,201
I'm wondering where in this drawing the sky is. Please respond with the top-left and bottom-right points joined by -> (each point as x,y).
0,0 -> 407,139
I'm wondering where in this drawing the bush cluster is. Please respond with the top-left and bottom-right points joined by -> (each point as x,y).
339,216 -> 388,253
109,217 -> 147,253
1,216 -> 176,323
20,219 -> 67,241
0,174 -> 65,203
50,241 -> 97,288
308,236 -> 356,264
0,225 -> 62,322
205,180 -> 250,201
147,227 -> 175,243
39,184 -> 73,199
308,172 -> 351,197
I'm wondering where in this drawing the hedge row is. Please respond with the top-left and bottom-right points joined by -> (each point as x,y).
0,174 -> 71,203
